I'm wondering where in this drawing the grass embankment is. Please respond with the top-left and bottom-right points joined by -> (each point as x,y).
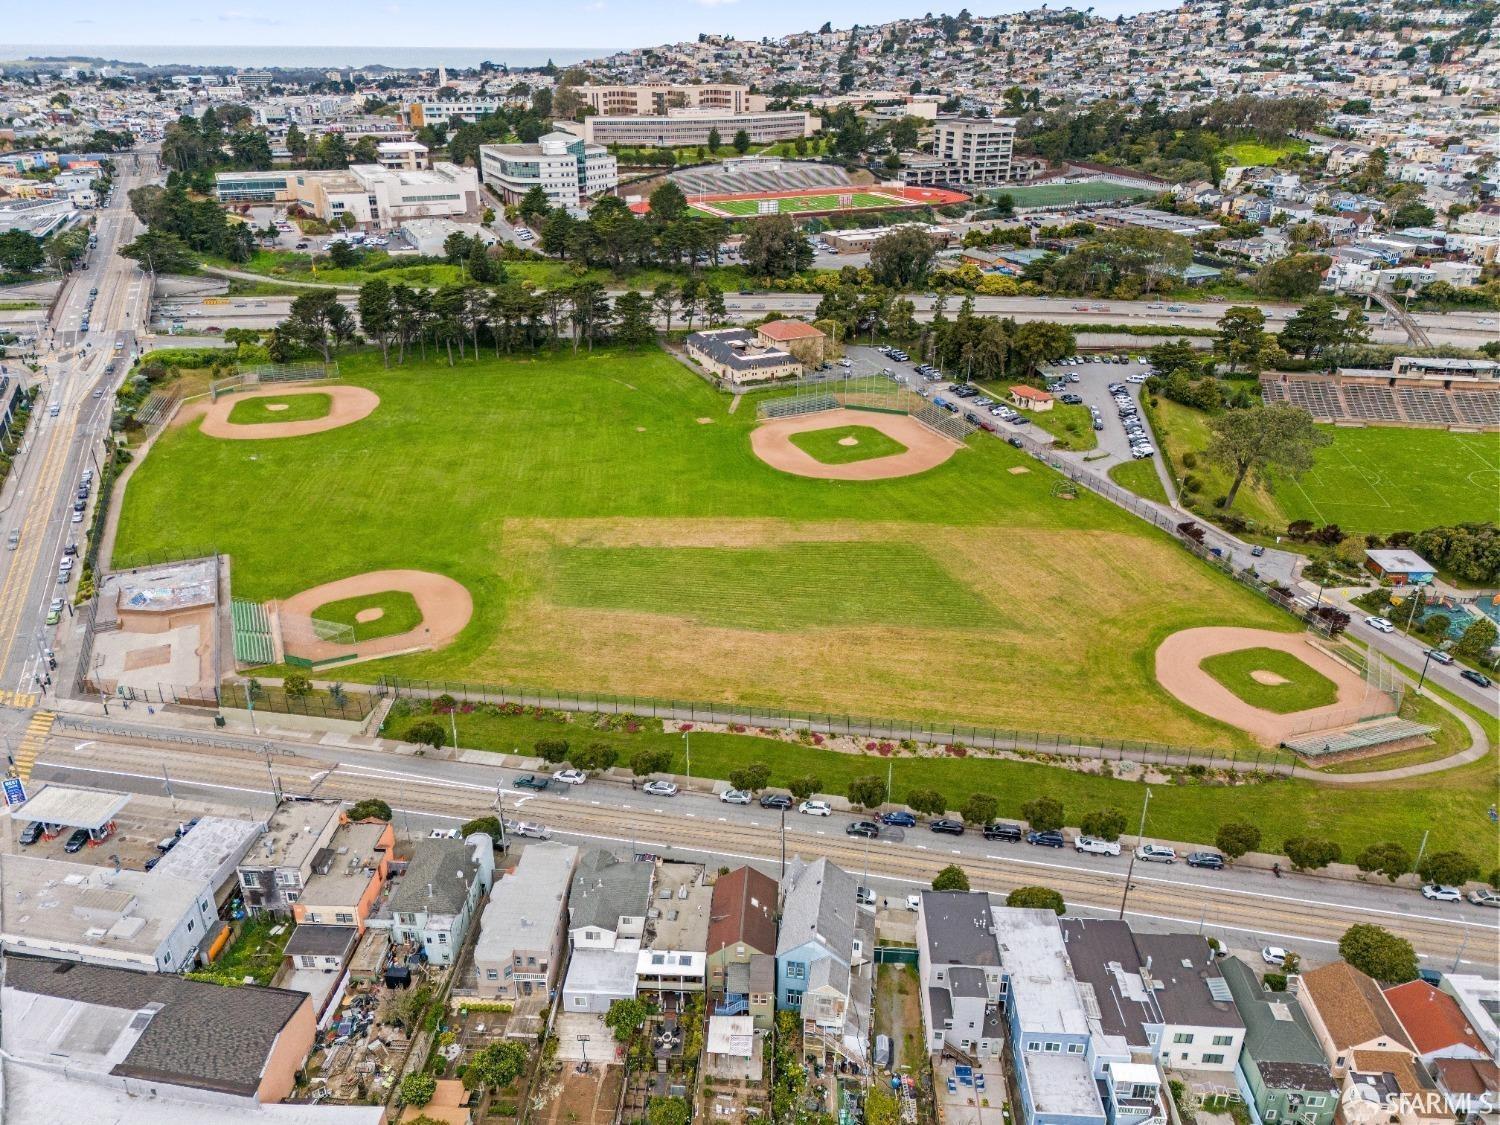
1108,459 -> 1170,504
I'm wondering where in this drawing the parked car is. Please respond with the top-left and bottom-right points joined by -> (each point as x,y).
506,820 -> 550,839
1134,844 -> 1177,863
512,774 -> 551,790
1364,615 -> 1395,633
1075,836 -> 1121,856
1187,851 -> 1225,869
1467,888 -> 1500,908
1424,649 -> 1455,666
719,788 -> 752,804
64,827 -> 92,853
846,820 -> 881,839
929,818 -> 965,836
799,800 -> 833,816
552,768 -> 587,785
759,793 -> 793,810
1460,669 -> 1493,688
1421,883 -> 1462,902
1027,830 -> 1065,848
427,828 -> 458,839
856,885 -> 876,906
983,821 -> 1023,842
643,780 -> 679,797
18,822 -> 43,846
880,810 -> 917,827
1261,946 -> 1290,966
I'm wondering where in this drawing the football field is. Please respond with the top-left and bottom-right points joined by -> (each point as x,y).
998,180 -> 1155,208
1274,426 -> 1497,534
696,191 -> 906,216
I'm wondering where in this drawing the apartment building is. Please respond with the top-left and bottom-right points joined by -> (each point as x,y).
472,842 -> 578,1001
565,109 -> 816,148
918,891 -> 1007,1061
383,834 -> 494,967
236,800 -> 343,916
562,849 -> 654,1014
577,83 -> 765,116
376,140 -> 429,171
290,818 -> 395,933
407,97 -> 507,126
932,117 -> 1017,184
478,132 -> 618,208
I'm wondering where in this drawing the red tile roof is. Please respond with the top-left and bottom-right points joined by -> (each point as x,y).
1010,385 -> 1054,401
1383,981 -> 1487,1057
756,319 -> 825,342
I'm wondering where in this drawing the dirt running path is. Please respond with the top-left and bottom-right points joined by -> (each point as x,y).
750,407 -> 961,480
1155,626 -> 1388,747
278,569 -> 472,665
196,385 -> 379,439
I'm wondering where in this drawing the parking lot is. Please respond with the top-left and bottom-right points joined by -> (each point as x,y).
5,792 -> 203,872
1037,355 -> 1159,467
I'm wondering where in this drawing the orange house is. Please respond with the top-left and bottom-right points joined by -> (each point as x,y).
291,818 -> 395,933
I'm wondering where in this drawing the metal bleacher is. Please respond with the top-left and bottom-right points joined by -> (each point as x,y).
1262,375 -> 1499,430
1339,382 -> 1401,422
672,162 -> 853,197
1283,717 -> 1436,758
1452,391 -> 1500,428
911,402 -> 976,441
231,598 -> 277,666
759,393 -> 837,419
1397,387 -> 1460,425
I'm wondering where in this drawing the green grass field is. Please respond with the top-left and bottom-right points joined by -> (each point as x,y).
1108,458 -> 1170,504
226,393 -> 332,426
1222,139 -> 1308,167
312,589 -> 424,642
1199,647 -> 1340,714
1272,426 -> 1497,535
703,191 -> 903,217
788,424 -> 907,464
117,345 -> 1302,746
998,181 -> 1155,208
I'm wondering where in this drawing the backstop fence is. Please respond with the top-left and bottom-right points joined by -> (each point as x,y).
755,372 -> 925,420
211,361 -> 339,400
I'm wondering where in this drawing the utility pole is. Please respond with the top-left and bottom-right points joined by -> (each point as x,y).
683,730 -> 691,781
1414,828 -> 1430,873
1118,787 -> 1152,920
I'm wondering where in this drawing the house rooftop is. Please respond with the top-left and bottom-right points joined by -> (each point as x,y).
569,849 -> 653,933
386,837 -> 481,918
648,862 -> 712,952
295,820 -> 389,908
756,318 -> 825,342
1383,980 -> 1488,1058
707,866 -> 778,958
992,907 -> 1089,1036
475,843 -> 577,963
1300,961 -> 1414,1053
922,891 -> 1000,967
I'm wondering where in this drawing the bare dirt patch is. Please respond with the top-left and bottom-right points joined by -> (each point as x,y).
123,644 -> 172,671
266,402 -> 290,412
354,607 -> 385,624
1008,466 -> 1030,475
198,385 -> 379,440
837,435 -> 860,446
1155,627 -> 1388,746
278,569 -> 472,665
750,407 -> 961,480
696,417 -> 714,425
1250,669 -> 1290,685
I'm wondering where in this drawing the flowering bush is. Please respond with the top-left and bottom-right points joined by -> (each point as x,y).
944,744 -> 968,757
678,723 -> 694,732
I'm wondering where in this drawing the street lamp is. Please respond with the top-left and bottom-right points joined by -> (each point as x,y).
1415,648 -> 1435,695
682,730 -> 691,781
1117,787 -> 1152,920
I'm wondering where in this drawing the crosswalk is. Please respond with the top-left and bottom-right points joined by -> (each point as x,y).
0,690 -> 39,709
11,710 -> 54,780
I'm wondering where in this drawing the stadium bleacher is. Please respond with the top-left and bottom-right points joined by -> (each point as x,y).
1452,390 -> 1500,428
1339,382 -> 1401,422
671,161 -> 852,197
231,598 -> 277,666
1260,374 -> 1498,430
1397,387 -> 1460,425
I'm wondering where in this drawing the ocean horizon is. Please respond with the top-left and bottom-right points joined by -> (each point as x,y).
0,44 -> 616,70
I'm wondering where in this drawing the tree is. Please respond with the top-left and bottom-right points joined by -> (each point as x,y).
534,738 -> 570,763
1253,253 -> 1331,299
728,762 -> 771,794
461,815 -> 504,843
932,864 -> 970,892
846,774 -> 887,810
707,127 -> 722,154
648,181 -> 689,224
1078,807 -> 1127,841
1206,403 -> 1331,508
740,214 -> 813,279
1215,821 -> 1262,860
1214,306 -> 1267,375
0,231 -> 44,274
358,278 -> 396,366
1021,796 -> 1064,832
347,797 -> 393,821
869,226 -> 938,289
1279,296 -> 1367,360
906,789 -> 948,817
120,228 -> 198,274
572,743 -> 618,772
464,1040 -> 528,1090
605,997 -> 657,1041
701,284 -> 728,327
282,289 -> 354,364
1007,886 -> 1065,914
518,185 -> 550,227
1391,201 -> 1434,229
282,672 -> 312,698
399,1073 -> 437,1107
961,793 -> 998,825
285,123 -> 308,162
630,748 -> 671,777
732,129 -> 752,155
1283,836 -> 1341,871
647,1098 -> 692,1125
1354,841 -> 1412,883
788,775 -> 821,800
1453,617 -> 1497,661
866,1084 -> 901,1125
613,290 -> 656,347
405,719 -> 446,750
1339,924 -> 1418,983
1418,851 -> 1479,888
651,282 -> 678,331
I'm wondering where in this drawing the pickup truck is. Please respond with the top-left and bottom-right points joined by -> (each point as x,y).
512,774 -> 552,791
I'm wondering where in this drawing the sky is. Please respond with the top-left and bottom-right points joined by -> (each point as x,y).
10,0 -> 1175,54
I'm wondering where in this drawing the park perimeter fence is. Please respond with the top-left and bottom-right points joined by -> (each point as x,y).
378,675 -> 1300,776
75,678 -> 382,722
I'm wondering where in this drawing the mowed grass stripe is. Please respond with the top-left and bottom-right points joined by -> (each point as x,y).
548,542 -> 1004,631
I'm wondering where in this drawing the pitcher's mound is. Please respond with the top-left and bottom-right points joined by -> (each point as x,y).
751,408 -> 960,481
837,436 -> 860,446
1250,669 -> 1290,685
355,607 -> 385,623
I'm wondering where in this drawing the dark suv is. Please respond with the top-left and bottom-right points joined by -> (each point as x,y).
759,793 -> 793,810
929,818 -> 965,836
1187,851 -> 1225,870
983,821 -> 1023,842
1027,830 -> 1065,848
18,821 -> 43,846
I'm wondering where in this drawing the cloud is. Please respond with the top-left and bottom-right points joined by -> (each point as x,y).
73,17 -> 96,23
691,0 -> 739,6
218,10 -> 284,25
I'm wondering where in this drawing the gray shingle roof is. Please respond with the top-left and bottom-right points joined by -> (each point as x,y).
922,892 -> 1001,966
1222,957 -> 1334,1078
686,328 -> 797,371
285,924 -> 358,959
568,848 -> 653,932
777,857 -> 857,960
6,955 -> 307,1098
387,839 -> 480,917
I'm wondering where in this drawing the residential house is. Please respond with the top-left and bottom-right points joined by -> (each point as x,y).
383,834 -> 494,967
1296,962 -> 1447,1125
235,800 -> 343,916
706,865 -> 778,1031
1382,981 -> 1490,1064
776,857 -> 874,1073
1221,957 -> 1339,1125
918,891 -> 1006,1061
280,924 -> 359,1021
637,860 -> 712,1007
2,954 -> 316,1108
562,849 -> 654,1014
291,817 -> 395,933
1062,920 -> 1245,1074
472,842 -> 578,1001
1439,975 -> 1500,1056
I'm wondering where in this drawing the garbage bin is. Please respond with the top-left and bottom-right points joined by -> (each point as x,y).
213,714 -> 226,728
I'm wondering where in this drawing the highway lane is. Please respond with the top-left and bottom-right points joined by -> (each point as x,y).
0,150 -> 159,706
32,732 -> 1499,970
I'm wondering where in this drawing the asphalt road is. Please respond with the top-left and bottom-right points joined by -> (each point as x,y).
28,730 -> 1499,971
0,149 -> 159,706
